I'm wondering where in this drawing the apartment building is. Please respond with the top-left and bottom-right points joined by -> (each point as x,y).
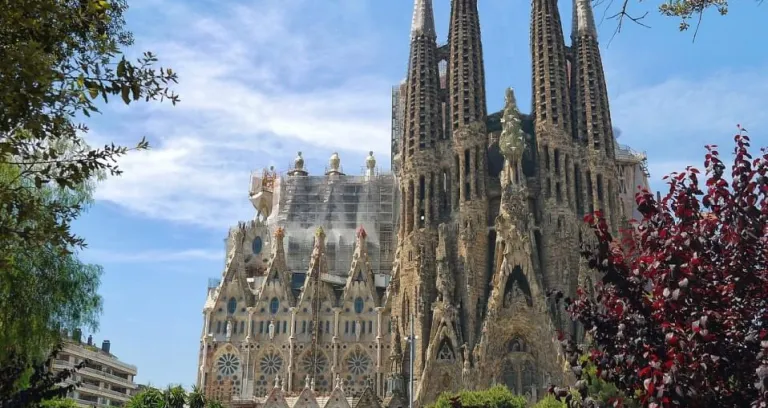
51,331 -> 139,408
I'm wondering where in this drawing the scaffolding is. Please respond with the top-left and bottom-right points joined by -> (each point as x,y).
615,143 -> 650,177
267,167 -> 397,283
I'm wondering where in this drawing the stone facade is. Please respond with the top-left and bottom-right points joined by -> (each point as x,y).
197,0 -> 651,407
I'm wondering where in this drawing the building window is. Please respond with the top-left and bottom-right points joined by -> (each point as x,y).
354,297 -> 364,314
216,321 -> 222,334
368,321 -> 373,333
282,321 -> 287,333
227,298 -> 237,314
260,321 -> 264,333
252,236 -> 263,254
270,298 -> 279,314
302,321 -> 307,333
345,321 -> 350,334
326,321 -> 330,334
240,321 -> 245,334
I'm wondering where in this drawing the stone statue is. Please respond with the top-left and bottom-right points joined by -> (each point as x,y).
499,88 -> 526,163
268,320 -> 275,340
304,374 -> 311,389
274,375 -> 281,389
436,258 -> 454,304
226,320 -> 232,339
335,373 -> 342,389
355,320 -> 362,341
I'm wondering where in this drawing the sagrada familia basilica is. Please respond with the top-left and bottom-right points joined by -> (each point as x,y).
196,0 -> 651,407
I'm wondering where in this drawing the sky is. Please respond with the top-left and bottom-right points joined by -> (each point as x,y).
72,0 -> 768,390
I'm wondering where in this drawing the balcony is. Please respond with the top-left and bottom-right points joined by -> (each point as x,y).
79,367 -> 136,389
77,383 -> 132,402
62,342 -> 137,374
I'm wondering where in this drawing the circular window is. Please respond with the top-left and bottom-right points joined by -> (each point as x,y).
216,353 -> 240,377
354,297 -> 364,314
259,351 -> 284,376
252,236 -> 263,254
346,349 -> 371,376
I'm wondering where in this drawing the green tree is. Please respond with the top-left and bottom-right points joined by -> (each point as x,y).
429,386 -> 528,408
40,398 -> 80,408
0,343 -> 83,408
0,0 -> 177,363
126,386 -> 224,408
533,396 -> 566,408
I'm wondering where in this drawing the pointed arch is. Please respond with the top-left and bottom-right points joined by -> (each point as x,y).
502,265 -> 533,307
436,337 -> 455,361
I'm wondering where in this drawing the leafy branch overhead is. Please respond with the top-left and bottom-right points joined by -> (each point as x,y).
0,0 -> 178,365
0,0 -> 178,252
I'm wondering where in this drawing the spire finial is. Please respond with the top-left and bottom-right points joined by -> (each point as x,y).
356,225 -> 367,240
294,151 -> 305,170
411,0 -> 436,40
573,0 -> 597,37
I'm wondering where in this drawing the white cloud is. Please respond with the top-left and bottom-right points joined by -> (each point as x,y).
92,0 -> 394,228
83,248 -> 223,264
608,65 -> 768,189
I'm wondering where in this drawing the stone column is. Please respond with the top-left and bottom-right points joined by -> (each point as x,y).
288,307 -> 297,391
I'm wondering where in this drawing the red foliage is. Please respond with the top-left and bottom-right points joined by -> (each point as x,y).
558,130 -> 768,407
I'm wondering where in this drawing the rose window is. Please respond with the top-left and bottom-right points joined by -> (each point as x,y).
259,351 -> 283,376
345,349 -> 371,376
300,351 -> 328,374
216,353 -> 240,377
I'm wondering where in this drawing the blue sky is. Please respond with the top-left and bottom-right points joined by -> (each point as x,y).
73,0 -> 767,389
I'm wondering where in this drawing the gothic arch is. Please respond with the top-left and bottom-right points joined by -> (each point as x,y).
436,337 -> 456,362
502,265 -> 533,308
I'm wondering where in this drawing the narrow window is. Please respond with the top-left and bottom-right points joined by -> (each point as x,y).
216,321 -> 221,334
345,321 -> 350,334
227,298 -> 237,314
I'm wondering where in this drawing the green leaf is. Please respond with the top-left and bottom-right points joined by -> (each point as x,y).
121,85 -> 130,105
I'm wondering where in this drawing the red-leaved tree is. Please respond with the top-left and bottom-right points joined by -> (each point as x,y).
553,129 -> 768,408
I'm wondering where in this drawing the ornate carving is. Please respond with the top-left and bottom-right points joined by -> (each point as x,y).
499,88 -> 526,163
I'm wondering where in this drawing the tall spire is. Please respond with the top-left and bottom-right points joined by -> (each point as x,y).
411,0 -> 436,40
572,0 -> 597,38
531,0 -> 571,139
448,0 -> 487,131
571,0 -> 614,156
402,0 -> 441,158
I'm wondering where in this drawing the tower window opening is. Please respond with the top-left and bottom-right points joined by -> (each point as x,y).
475,147 -> 482,198
554,149 -> 561,175
464,149 -> 471,175
597,174 -> 604,201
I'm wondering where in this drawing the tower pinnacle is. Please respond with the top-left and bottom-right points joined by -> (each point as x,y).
448,0 -> 487,131
411,0 -> 436,40
572,0 -> 597,38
